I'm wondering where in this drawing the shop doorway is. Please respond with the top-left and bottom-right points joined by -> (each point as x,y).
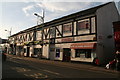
63,48 -> 71,62
26,47 -> 30,57
34,48 -> 42,58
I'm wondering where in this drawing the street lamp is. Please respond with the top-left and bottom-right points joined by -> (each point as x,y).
34,10 -> 44,59
4,28 -> 12,55
5,27 -> 12,37
34,11 -> 44,25
34,11 -> 44,42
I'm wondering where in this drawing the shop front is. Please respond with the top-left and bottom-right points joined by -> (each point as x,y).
70,42 -> 96,62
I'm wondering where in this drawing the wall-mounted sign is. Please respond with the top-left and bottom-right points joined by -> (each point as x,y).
75,35 -> 95,41
70,42 -> 96,49
61,37 -> 73,42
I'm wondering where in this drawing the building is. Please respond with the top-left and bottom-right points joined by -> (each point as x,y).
0,39 -> 9,53
8,2 -> 120,64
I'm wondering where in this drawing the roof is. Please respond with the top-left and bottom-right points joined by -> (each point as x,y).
10,2 -> 112,38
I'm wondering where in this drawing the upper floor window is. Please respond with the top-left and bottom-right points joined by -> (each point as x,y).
91,17 -> 96,33
36,31 -> 42,40
50,28 -> 55,38
63,23 -> 72,33
78,19 -> 90,30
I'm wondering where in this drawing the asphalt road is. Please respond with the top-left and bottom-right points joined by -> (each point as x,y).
2,55 -> 120,80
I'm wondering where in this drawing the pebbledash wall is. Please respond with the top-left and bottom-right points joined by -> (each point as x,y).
8,2 -> 120,64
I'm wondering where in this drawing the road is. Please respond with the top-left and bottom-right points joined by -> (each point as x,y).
2,55 -> 120,80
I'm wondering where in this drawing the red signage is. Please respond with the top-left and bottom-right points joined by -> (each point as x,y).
61,38 -> 73,42
70,42 -> 96,49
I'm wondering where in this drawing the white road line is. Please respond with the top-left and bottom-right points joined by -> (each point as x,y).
11,59 -> 60,76
12,57 -> 23,60
43,70 -> 60,75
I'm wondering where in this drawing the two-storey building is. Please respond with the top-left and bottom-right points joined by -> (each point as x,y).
8,2 -> 120,64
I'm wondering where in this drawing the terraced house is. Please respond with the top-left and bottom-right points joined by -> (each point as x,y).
8,2 -> 120,64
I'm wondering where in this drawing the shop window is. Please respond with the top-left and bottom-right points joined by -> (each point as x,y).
75,50 -> 80,57
56,49 -> 60,57
78,20 -> 90,30
36,31 -> 42,40
85,50 -> 91,58
75,49 -> 91,58
34,48 -> 40,55
50,28 -> 55,38
19,46 -> 23,52
63,23 -> 72,33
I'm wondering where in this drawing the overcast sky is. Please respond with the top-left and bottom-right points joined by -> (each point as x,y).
0,0 -> 119,39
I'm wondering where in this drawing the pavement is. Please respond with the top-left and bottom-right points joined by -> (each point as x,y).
6,54 -> 120,74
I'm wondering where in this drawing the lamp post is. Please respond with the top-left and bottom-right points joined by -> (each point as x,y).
34,11 -> 44,43
5,27 -> 12,37
34,10 -> 44,59
5,28 -> 12,55
34,10 -> 44,25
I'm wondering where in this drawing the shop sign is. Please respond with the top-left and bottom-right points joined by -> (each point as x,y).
75,35 -> 95,41
61,37 -> 73,42
70,43 -> 96,49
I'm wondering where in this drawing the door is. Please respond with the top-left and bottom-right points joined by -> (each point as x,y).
26,47 -> 30,57
63,48 -> 71,62
35,48 -> 42,58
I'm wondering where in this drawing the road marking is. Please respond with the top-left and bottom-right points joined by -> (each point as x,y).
12,57 -> 23,60
24,73 -> 48,78
8,56 -> 118,77
10,59 -> 61,76
10,60 -> 22,64
11,67 -> 31,72
43,70 -> 60,75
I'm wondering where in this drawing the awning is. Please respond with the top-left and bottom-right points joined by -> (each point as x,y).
70,42 -> 96,49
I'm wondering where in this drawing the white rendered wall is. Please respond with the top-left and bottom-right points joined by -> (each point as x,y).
30,46 -> 33,57
43,44 -> 49,59
23,46 -> 27,56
